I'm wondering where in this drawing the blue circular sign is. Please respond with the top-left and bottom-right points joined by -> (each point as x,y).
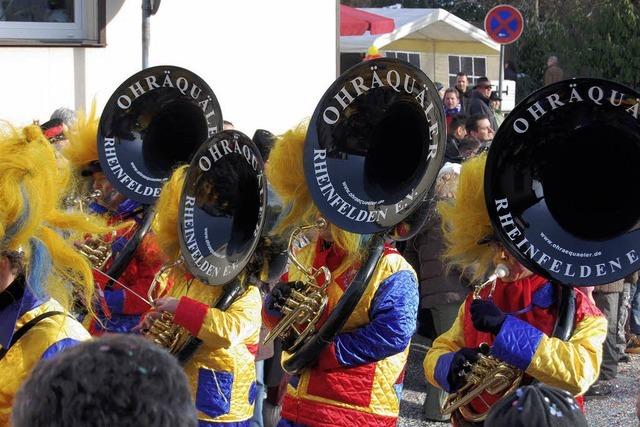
484,5 -> 524,45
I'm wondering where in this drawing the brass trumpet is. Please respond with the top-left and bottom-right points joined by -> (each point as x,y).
142,260 -> 199,361
441,264 -> 523,422
65,189 -> 102,212
263,218 -> 331,353
441,343 -> 523,422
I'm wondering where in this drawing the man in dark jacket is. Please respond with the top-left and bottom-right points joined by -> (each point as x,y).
454,73 -> 472,113
467,77 -> 499,132
402,164 -> 470,422
444,114 -> 467,163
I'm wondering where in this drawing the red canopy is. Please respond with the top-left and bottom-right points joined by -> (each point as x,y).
340,5 -> 395,36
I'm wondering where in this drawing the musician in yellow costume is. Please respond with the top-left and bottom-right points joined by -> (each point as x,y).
141,166 -> 262,427
262,124 -> 419,427
0,124 -> 107,424
423,154 -> 607,426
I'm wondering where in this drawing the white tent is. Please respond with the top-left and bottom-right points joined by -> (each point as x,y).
340,8 -> 500,53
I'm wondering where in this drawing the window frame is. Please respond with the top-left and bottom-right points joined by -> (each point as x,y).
384,50 -> 421,68
0,0 -> 105,47
448,55 -> 487,87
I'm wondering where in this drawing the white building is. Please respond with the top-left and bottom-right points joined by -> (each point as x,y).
0,0 -> 338,136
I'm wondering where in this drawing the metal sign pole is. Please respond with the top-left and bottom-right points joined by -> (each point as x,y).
142,0 -> 151,70
499,45 -> 504,99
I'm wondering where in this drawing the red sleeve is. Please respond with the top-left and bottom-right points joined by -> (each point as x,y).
173,296 -> 208,336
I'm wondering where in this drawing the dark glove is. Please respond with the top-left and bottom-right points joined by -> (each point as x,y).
470,299 -> 506,334
267,281 -> 304,312
447,347 -> 481,392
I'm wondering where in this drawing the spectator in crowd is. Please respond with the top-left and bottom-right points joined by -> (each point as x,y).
504,60 -> 518,81
444,114 -> 466,163
443,88 -> 461,127
12,334 -> 197,427
617,273 -> 636,363
628,273 -> 640,353
467,77 -> 499,132
251,128 -> 281,427
489,91 -> 505,128
586,279 -> 626,397
485,383 -> 588,427
402,163 -> 469,423
465,113 -> 494,147
435,81 -> 446,100
458,136 -> 484,160
544,55 -> 564,86
454,72 -> 472,112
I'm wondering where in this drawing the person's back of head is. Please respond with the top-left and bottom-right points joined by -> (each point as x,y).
12,334 -> 197,427
458,136 -> 482,160
484,383 -> 587,427
448,114 -> 467,139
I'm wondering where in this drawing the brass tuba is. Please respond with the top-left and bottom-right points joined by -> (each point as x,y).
265,58 -> 447,374
442,78 -> 640,422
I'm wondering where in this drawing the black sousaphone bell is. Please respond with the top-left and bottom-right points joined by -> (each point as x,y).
96,65 -> 222,283
282,58 -> 447,373
485,78 -> 640,288
177,130 -> 267,288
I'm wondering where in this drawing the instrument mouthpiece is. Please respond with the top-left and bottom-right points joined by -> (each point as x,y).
494,263 -> 509,279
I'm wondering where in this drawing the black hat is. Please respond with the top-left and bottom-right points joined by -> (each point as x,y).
485,383 -> 587,427
475,77 -> 492,89
489,91 -> 502,101
252,129 -> 276,161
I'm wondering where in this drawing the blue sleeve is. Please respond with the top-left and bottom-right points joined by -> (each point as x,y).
434,352 -> 456,392
40,337 -> 82,360
490,315 -> 544,370
331,270 -> 419,367
104,288 -> 125,314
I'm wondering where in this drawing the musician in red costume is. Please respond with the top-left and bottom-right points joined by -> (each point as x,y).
423,154 -> 608,426
63,106 -> 166,334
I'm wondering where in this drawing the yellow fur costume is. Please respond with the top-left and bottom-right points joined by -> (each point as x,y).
437,153 -> 495,283
63,102 -> 100,169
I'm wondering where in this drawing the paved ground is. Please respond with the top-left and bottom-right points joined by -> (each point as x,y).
398,334 -> 640,427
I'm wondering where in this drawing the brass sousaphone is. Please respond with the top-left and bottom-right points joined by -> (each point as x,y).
265,58 -> 447,373
443,78 -> 640,422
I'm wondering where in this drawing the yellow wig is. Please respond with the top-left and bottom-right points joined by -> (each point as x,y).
63,101 -> 99,169
266,122 -> 362,271
153,165 -> 187,264
437,153 -> 495,283
0,123 -> 107,311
